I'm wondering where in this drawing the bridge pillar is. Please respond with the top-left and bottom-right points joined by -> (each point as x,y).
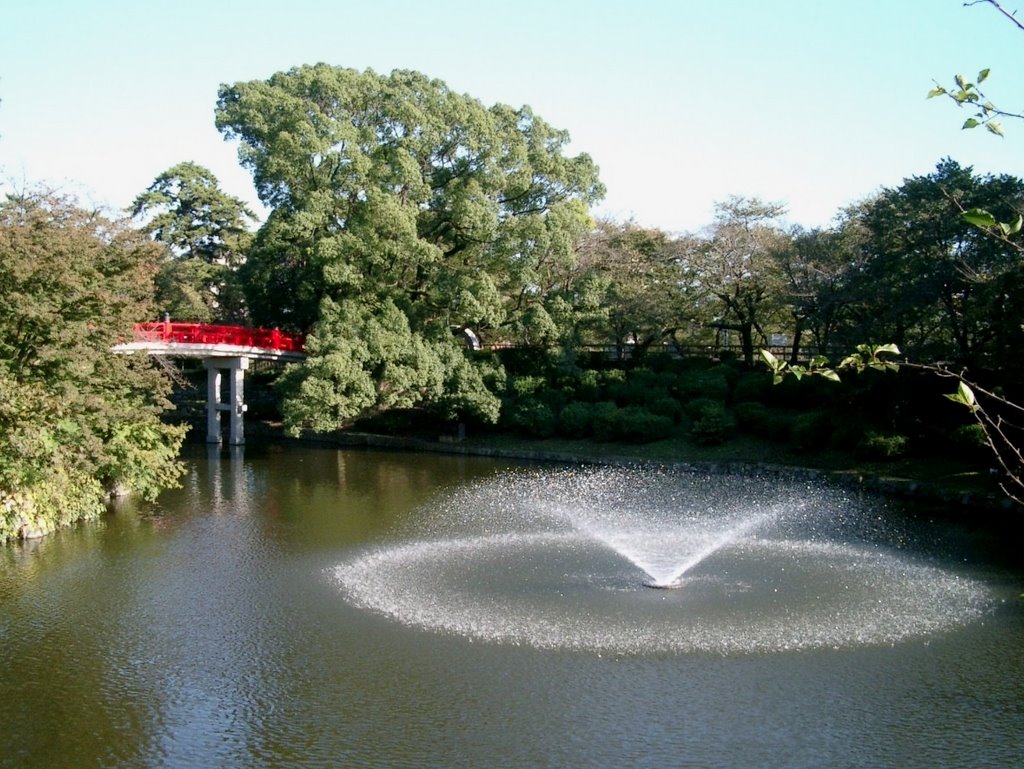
204,357 -> 249,445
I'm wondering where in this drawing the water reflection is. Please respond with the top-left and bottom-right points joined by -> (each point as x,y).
0,444 -> 1021,769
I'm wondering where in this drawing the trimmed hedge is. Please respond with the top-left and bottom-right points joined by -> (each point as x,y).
689,404 -> 735,446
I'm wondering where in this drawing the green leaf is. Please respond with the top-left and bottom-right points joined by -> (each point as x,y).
955,74 -> 968,89
986,121 -> 1005,137
962,117 -> 981,129
944,381 -> 978,411
954,380 -> 970,405
758,348 -> 780,369
875,343 -> 901,356
927,86 -> 947,99
977,68 -> 990,84
963,208 -> 998,227
838,354 -> 860,369
1008,214 -> 1023,235
819,369 -> 841,383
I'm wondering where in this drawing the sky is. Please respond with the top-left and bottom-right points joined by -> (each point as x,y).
1,0 -> 1022,234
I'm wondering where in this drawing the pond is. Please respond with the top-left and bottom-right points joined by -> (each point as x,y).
1,443 -> 1022,768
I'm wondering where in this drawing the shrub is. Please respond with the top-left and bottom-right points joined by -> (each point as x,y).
503,398 -> 556,438
576,369 -> 602,402
950,423 -> 988,460
732,371 -> 771,404
733,401 -> 790,442
857,431 -> 908,460
684,397 -> 724,421
676,370 -> 730,402
614,406 -> 675,443
600,369 -> 627,387
606,377 -> 651,407
689,405 -> 735,446
767,373 -> 835,410
706,363 -> 740,388
828,419 -> 865,450
648,396 -> 684,424
535,386 -> 570,412
790,410 -> 832,451
557,402 -> 595,438
590,401 -> 621,442
509,375 -> 547,398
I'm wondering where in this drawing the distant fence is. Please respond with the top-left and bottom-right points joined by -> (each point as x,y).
482,342 -> 812,363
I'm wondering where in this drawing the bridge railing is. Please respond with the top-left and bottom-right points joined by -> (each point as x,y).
133,323 -> 306,353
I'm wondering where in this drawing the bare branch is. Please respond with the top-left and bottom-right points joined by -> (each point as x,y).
966,0 -> 1024,33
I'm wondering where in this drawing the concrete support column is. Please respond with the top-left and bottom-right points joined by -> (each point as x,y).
228,361 -> 247,446
206,366 -> 222,444
204,357 -> 250,445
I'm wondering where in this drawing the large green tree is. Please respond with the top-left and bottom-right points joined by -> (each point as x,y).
0,191 -> 185,541
573,220 -> 697,358
215,65 -> 604,428
680,197 -> 790,366
846,159 -> 1024,366
775,222 -> 866,363
131,162 -> 256,323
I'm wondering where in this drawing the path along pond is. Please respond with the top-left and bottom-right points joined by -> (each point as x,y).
1,443 -> 1022,768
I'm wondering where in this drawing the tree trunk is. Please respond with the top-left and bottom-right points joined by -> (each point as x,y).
789,318 -> 804,365
740,323 -> 755,367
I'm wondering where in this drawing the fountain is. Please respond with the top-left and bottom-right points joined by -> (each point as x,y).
332,466 -> 992,655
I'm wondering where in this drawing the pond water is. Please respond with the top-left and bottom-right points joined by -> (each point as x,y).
1,443 -> 1022,768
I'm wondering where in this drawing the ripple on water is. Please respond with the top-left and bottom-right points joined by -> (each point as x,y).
331,468 -> 994,655
332,533 -> 991,655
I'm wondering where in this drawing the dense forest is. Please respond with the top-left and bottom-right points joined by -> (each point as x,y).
2,63 -> 1023,542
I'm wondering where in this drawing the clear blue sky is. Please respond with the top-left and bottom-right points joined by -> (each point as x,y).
2,0 -> 1021,233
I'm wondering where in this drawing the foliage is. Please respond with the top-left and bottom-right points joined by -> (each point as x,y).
683,397 -> 724,421
733,401 -> 791,442
675,369 -> 731,402
689,404 -> 734,446
678,196 -> 790,366
844,160 -> 1024,366
0,192 -> 185,541
773,224 -> 863,361
216,65 -> 603,428
648,396 -> 684,424
732,370 -> 771,403
927,0 -> 1024,138
558,401 -> 597,438
613,406 -> 674,444
503,398 -> 557,438
277,297 -> 502,433
951,422 -> 989,459
132,162 -> 256,322
857,431 -> 909,460
928,67 -> 1012,137
571,220 -> 694,355
590,402 -> 622,442
789,411 -> 832,451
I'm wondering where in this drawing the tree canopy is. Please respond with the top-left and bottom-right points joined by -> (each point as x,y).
215,65 -> 604,428
0,191 -> 185,541
131,161 -> 255,323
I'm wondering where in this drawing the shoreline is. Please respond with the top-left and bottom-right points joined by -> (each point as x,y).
237,420 -> 1023,517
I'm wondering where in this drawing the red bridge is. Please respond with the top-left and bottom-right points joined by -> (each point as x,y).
123,322 -> 306,359
113,322 -> 307,446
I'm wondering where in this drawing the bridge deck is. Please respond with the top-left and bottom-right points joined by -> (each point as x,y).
112,322 -> 307,445
113,323 -> 307,362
